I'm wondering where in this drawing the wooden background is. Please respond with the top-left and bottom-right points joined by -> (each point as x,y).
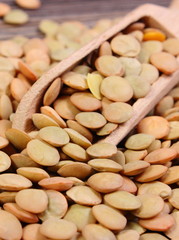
0,0 -> 171,39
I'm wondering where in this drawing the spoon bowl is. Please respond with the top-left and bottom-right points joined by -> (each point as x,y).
12,2 -> 179,145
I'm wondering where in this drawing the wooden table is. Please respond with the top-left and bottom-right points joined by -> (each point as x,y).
0,0 -> 171,39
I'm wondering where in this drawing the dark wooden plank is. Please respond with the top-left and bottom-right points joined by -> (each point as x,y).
0,0 -> 170,39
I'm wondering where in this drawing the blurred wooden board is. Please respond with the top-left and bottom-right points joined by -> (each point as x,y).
0,0 -> 170,39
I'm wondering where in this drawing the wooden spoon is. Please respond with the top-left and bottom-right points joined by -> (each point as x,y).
13,1 -> 179,145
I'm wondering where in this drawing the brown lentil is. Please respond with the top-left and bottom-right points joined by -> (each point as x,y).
0,18 -> 179,240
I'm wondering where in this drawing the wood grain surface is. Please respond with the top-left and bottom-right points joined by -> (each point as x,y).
0,0 -> 171,39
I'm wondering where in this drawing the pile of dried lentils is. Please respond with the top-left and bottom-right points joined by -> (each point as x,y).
0,0 -> 179,240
